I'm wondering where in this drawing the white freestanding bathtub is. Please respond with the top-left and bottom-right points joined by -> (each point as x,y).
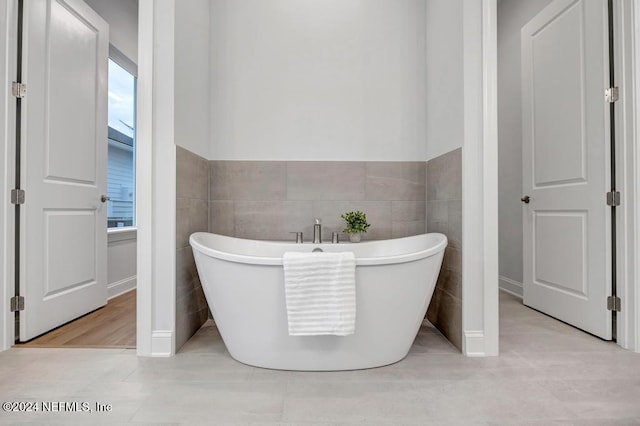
189,232 -> 447,371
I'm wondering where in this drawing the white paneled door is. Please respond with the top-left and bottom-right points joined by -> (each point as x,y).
19,0 -> 109,341
521,0 -> 612,339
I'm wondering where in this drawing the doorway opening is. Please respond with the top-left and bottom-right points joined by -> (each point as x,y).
12,0 -> 138,349
497,0 -> 623,347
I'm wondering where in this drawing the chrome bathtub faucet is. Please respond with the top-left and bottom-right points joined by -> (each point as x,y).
290,231 -> 303,243
313,218 -> 322,244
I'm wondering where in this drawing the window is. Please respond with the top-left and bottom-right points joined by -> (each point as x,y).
107,58 -> 136,228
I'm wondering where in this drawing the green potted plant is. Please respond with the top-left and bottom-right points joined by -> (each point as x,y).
341,210 -> 371,243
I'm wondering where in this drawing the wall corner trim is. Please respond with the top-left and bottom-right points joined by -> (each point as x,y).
463,330 -> 488,357
151,330 -> 174,357
136,0 -> 178,357
461,0 -> 500,358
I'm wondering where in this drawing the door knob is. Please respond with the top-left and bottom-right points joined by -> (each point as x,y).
100,195 -> 110,203
521,195 -> 530,204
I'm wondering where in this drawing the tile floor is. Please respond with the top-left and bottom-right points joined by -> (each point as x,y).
1,291 -> 639,424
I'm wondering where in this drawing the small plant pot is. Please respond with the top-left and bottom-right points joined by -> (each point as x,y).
349,233 -> 362,243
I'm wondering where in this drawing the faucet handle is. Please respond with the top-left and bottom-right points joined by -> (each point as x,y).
315,218 -> 321,225
289,231 -> 303,243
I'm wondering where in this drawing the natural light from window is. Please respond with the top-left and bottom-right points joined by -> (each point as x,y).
107,59 -> 136,228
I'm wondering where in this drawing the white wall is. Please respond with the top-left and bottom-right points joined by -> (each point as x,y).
497,0 -> 551,295
175,0 -> 210,159
85,0 -> 138,64
210,0 -> 427,161
107,231 -> 137,298
425,0 -> 464,161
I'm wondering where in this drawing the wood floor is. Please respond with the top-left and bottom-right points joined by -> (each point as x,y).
19,290 -> 136,349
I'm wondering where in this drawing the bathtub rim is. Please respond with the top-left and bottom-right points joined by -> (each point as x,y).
189,232 -> 447,266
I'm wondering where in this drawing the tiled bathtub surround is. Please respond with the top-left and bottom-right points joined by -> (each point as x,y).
175,146 -> 210,351
194,156 -> 461,352
209,161 -> 426,242
425,148 -> 463,351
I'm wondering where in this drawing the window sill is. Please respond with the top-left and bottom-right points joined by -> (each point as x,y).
108,227 -> 137,243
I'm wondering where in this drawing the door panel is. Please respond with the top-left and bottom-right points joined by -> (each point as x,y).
20,0 -> 108,341
531,1 -> 587,187
534,211 -> 587,296
48,0 -> 98,183
44,210 -> 97,297
522,0 -> 611,339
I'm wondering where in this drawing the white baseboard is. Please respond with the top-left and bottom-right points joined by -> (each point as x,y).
151,330 -> 174,357
108,276 -> 137,299
499,276 -> 523,298
464,330 -> 486,357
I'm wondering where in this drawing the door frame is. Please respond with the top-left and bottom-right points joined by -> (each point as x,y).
0,0 -> 17,351
614,0 -> 640,351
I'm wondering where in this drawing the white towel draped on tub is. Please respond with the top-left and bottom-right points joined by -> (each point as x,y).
282,251 -> 356,336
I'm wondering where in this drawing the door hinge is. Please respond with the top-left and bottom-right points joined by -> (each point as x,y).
606,191 -> 620,207
605,86 -> 619,103
10,296 -> 24,312
10,189 -> 25,205
11,81 -> 26,98
607,295 -> 621,312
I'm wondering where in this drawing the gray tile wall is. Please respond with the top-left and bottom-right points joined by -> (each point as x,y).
425,148 -> 463,351
176,146 -> 210,351
209,161 -> 426,242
